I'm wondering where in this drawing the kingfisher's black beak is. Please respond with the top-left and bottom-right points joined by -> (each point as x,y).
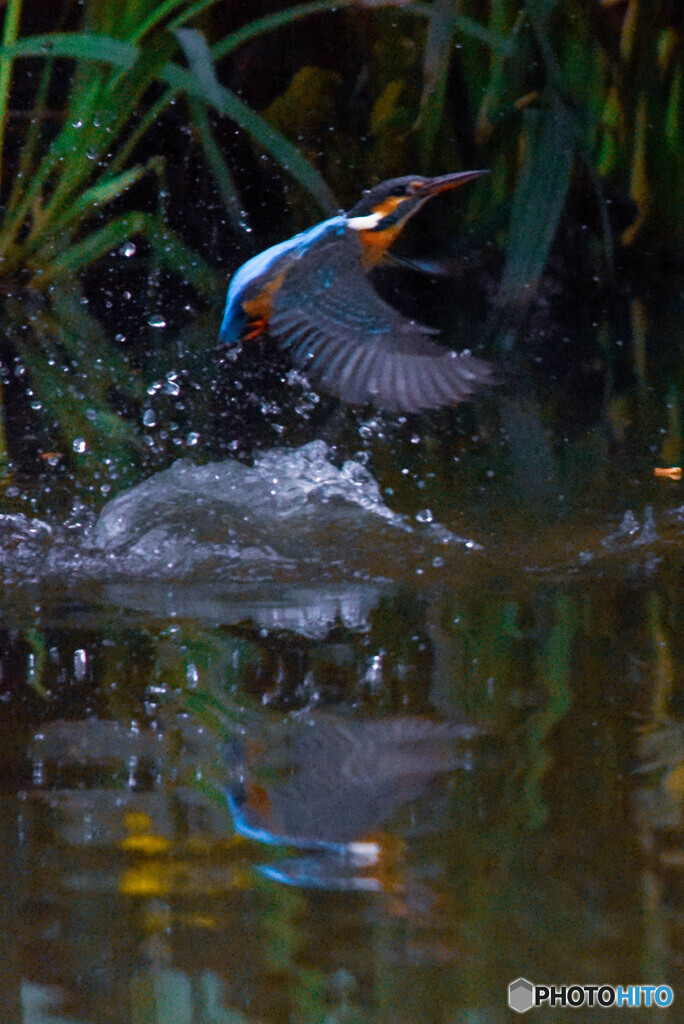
419,168 -> 489,198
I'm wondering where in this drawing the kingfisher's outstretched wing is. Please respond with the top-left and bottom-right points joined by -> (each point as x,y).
267,230 -> 494,413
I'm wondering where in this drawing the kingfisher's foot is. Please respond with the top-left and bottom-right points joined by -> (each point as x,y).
243,317 -> 268,342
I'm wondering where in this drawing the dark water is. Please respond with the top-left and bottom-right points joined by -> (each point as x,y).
2,297 -> 684,1023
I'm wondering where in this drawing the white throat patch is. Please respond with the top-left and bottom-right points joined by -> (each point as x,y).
345,212 -> 383,231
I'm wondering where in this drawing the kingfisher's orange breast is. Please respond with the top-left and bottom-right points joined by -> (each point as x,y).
356,224 -> 403,268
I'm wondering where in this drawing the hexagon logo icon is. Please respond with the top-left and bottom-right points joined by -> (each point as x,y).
509,978 -> 535,1014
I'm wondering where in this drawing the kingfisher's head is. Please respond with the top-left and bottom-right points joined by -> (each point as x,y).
343,169 -> 488,265
345,169 -> 488,232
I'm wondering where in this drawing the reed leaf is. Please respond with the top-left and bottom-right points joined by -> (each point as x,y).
175,28 -> 250,234
28,212 -> 149,287
499,93 -> 575,302
144,214 -> 221,295
49,286 -> 145,400
187,97 -> 249,236
5,53 -> 53,216
0,32 -> 139,68
0,0 -> 23,186
414,0 -> 453,167
18,317 -> 143,476
406,2 -> 513,56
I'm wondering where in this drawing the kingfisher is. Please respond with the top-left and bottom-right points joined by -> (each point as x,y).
220,170 -> 494,413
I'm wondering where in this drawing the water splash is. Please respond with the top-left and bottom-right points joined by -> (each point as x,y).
0,442 -> 484,600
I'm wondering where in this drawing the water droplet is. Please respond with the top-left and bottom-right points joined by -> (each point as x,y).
142,409 -> 156,427
120,241 -> 136,258
415,508 -> 433,523
186,432 -> 200,447
148,314 -> 166,329
72,437 -> 87,454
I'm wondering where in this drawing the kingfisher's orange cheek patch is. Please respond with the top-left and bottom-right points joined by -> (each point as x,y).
373,195 -> 406,218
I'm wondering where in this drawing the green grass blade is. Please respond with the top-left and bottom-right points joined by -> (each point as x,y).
407,2 -> 513,56
49,284 -> 145,401
105,91 -> 173,176
29,206 -> 218,294
131,0 -> 201,44
0,0 -> 23,187
0,150 -> 58,264
0,32 -> 139,68
8,74 -> 126,261
475,9 -> 527,143
4,53 -> 53,217
144,214 -> 222,296
499,94 -> 575,302
17,315 -> 143,479
176,29 -> 250,234
97,26 -> 179,128
28,211 -> 148,286
37,162 -> 161,246
175,27 -> 223,107
187,97 -> 249,235
415,0 -> 453,166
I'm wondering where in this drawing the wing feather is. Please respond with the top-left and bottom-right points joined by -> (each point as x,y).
424,359 -> 460,404
394,355 -> 416,413
408,362 -> 437,411
268,229 -> 493,411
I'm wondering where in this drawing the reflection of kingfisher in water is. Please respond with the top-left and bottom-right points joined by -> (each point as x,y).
220,170 -> 495,413
227,712 -> 479,852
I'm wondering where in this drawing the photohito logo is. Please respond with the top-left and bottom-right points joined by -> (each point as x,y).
508,979 -> 674,1013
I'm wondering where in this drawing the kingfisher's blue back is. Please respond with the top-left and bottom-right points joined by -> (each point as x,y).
219,215 -> 347,344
